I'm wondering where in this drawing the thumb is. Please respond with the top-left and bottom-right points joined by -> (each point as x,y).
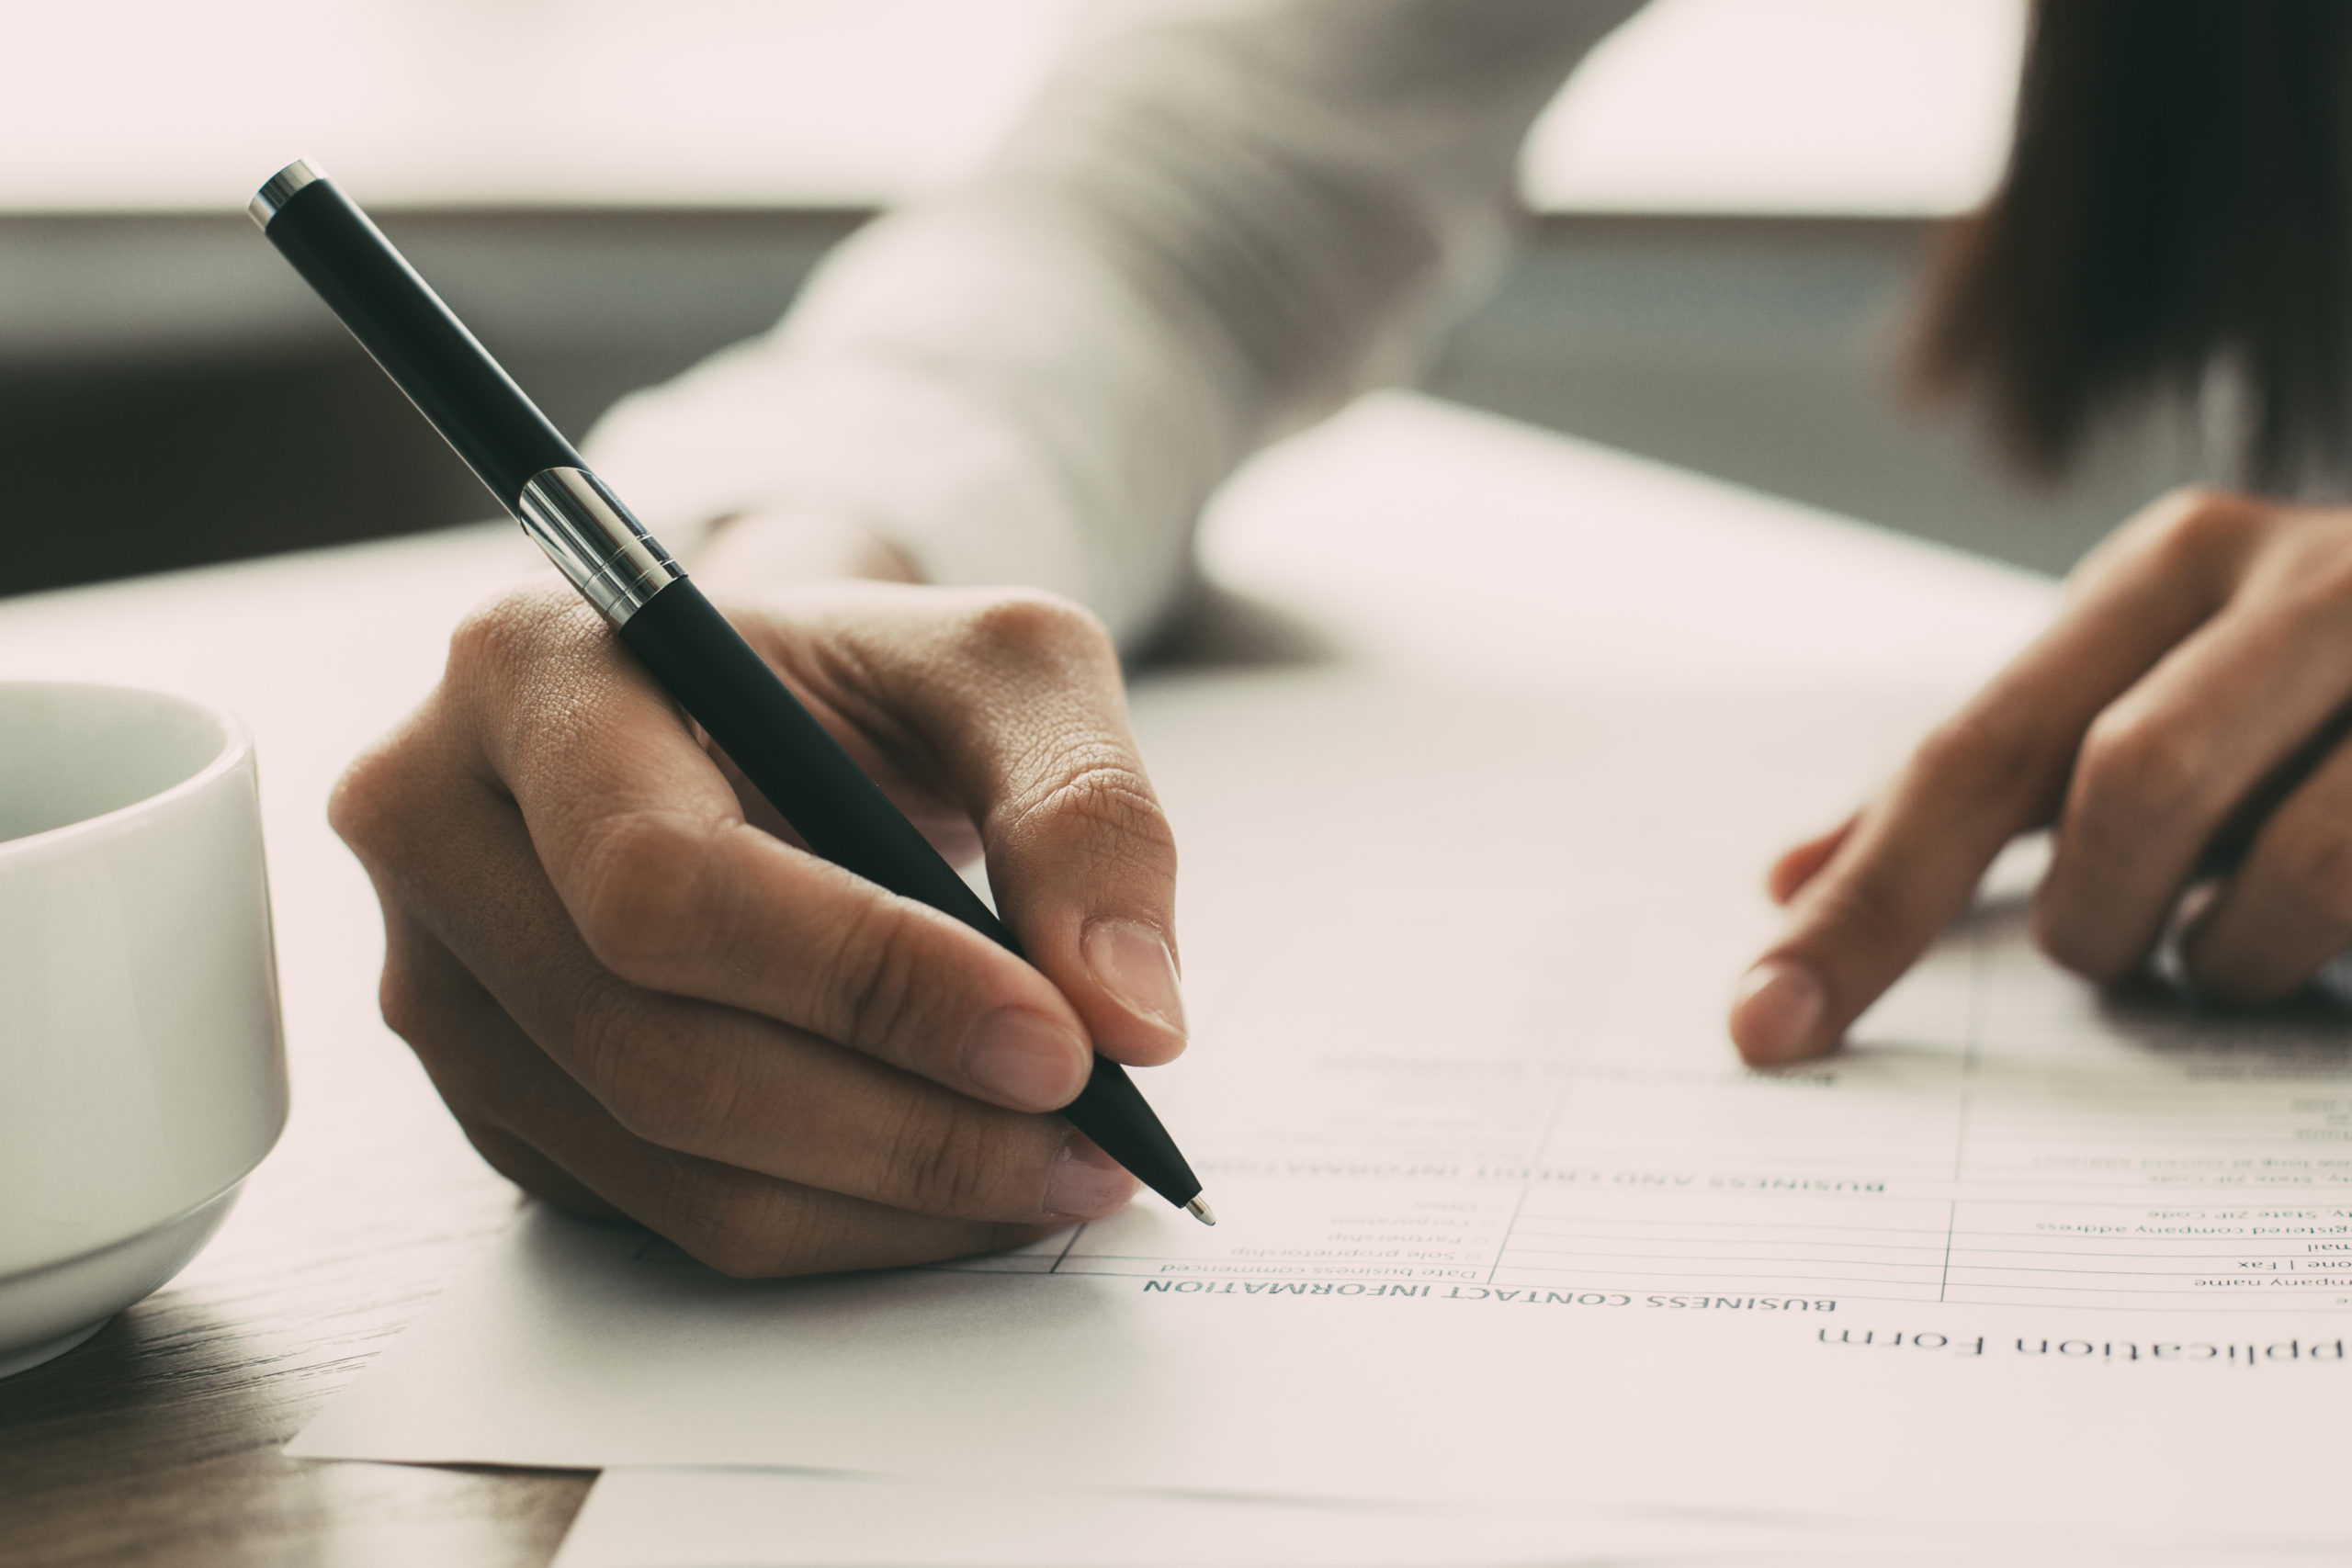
843,587 -> 1186,1070
988,761 -> 1185,1071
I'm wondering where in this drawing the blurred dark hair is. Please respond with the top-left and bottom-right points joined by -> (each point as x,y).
1918,1 -> 2352,490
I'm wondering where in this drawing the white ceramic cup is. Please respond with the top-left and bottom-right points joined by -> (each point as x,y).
0,682 -> 288,1378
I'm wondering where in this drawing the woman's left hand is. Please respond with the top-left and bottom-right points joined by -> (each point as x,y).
1732,487 -> 2352,1064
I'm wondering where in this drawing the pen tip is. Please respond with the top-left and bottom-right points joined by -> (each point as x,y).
1185,1196 -> 1216,1226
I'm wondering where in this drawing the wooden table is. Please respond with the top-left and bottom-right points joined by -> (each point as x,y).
0,395 -> 2054,1565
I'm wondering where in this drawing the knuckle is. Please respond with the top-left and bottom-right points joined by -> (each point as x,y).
2028,894 -> 2132,984
1911,705 -> 2051,809
443,599 -> 532,698
374,959 -> 499,1111
963,589 -> 1114,668
445,598 -> 511,677
326,745 -> 396,856
570,812 -> 731,987
2027,847 -> 2145,983
2025,903 -> 2083,976
813,896 -> 929,1056
571,986 -> 738,1151
1797,865 -> 1910,964
667,1177 -> 813,1280
2258,818 -> 2352,929
2070,709 -> 2205,828
376,960 -> 438,1053
880,1099 -> 1005,1216
329,714 -> 452,864
2269,540 -> 2352,621
1002,752 -> 1173,869
2138,487 -> 2261,570
445,584 -> 578,684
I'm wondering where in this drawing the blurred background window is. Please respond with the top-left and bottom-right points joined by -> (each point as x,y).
8,0 -> 2013,214
6,0 -> 1091,211
1524,0 -> 2020,215
2,0 -> 2211,596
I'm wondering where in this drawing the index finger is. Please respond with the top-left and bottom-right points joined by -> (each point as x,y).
445,584 -> 1099,1113
763,585 -> 1188,1071
1730,491 -> 2260,1064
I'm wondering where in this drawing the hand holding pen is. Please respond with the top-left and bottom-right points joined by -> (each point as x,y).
257,163 -> 1211,1275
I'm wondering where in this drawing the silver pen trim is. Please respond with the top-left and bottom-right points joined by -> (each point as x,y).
249,159 -> 322,231
515,467 -> 684,627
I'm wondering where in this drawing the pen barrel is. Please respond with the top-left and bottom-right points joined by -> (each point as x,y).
255,173 -> 579,509
619,578 -> 1007,938
617,580 -> 1204,1208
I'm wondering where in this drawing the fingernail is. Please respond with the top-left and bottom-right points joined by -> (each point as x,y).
962,1008 -> 1088,1109
1081,919 -> 1188,1037
1044,1133 -> 1136,1219
1731,959 -> 1826,1065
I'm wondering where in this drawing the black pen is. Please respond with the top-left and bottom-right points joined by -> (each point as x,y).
250,159 -> 1212,1226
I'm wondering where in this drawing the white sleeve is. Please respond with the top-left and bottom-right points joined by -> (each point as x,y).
583,0 -> 1644,648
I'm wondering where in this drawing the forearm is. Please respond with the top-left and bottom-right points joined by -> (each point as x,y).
585,0 -> 1642,646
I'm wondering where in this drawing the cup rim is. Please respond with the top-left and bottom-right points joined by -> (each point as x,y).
0,681 -> 254,862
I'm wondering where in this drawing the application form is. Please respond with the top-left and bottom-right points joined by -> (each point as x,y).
292,676 -> 2352,1543
970,677 -> 2352,1317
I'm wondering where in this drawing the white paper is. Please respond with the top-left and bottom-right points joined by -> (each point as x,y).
294,677 -> 2352,1546
553,1469 -> 2120,1568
